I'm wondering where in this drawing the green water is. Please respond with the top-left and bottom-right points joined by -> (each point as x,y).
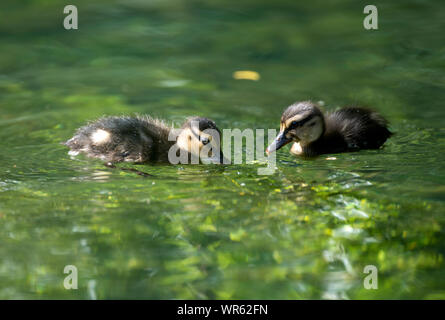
1,0 -> 444,299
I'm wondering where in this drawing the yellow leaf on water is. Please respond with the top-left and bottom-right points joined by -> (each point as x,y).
233,70 -> 260,81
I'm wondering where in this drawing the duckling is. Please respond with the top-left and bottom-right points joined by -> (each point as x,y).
64,115 -> 227,164
266,101 -> 392,157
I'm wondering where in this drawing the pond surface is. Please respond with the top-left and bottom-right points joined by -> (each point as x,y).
0,0 -> 444,299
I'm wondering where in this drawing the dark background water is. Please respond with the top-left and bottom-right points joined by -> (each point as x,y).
0,0 -> 444,299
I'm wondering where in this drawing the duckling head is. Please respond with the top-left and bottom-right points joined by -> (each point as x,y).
266,101 -> 325,154
176,117 -> 228,164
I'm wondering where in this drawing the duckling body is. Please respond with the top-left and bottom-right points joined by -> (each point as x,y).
64,115 -> 225,164
267,101 -> 392,157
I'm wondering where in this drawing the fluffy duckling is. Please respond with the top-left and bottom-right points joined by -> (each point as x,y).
64,115 -> 227,164
266,101 -> 392,157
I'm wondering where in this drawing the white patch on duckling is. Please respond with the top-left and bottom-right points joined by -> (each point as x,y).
91,129 -> 111,145
290,142 -> 303,155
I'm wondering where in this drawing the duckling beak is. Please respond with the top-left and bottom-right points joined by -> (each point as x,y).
266,131 -> 291,155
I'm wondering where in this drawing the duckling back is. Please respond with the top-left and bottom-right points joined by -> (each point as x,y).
64,116 -> 173,163
325,107 -> 392,151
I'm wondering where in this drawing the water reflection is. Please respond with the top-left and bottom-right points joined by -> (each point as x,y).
322,242 -> 356,300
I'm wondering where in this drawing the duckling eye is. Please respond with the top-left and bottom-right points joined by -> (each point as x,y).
291,121 -> 298,127
200,137 -> 210,145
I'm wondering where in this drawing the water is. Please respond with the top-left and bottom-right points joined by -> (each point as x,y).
0,0 -> 444,299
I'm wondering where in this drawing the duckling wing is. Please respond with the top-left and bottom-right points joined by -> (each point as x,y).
326,107 -> 392,150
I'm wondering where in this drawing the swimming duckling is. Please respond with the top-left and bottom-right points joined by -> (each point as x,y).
266,101 -> 392,157
64,115 -> 227,164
